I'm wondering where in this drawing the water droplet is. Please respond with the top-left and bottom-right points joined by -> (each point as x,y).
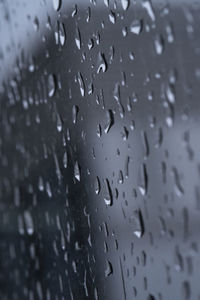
104,110 -> 114,133
142,0 -> 155,22
154,35 -> 164,55
130,20 -> 143,35
75,28 -> 81,50
97,124 -> 102,137
105,260 -> 113,277
48,74 -> 56,97
109,11 -> 116,24
138,163 -> 148,196
72,105 -> 78,124
166,84 -> 176,103
59,22 -> 66,46
97,52 -> 107,73
172,167 -> 184,197
121,0 -> 130,10
104,179 -> 113,206
24,211 -> 34,235
46,182 -> 52,198
56,113 -> 62,132
94,176 -> 101,194
131,210 -> 144,238
77,72 -> 85,97
63,151 -> 68,168
118,170 -> 124,184
74,161 -> 81,181
38,176 -> 44,191
53,0 -> 61,11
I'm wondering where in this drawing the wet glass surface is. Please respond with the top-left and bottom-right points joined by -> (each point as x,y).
0,0 -> 200,299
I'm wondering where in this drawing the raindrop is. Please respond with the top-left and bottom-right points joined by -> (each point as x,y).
142,0 -> 155,22
131,210 -> 144,238
104,179 -> 113,206
105,260 -> 113,277
94,176 -> 101,194
75,28 -> 81,50
109,11 -> 116,24
38,176 -> 44,191
166,84 -> 176,103
166,23 -> 174,43
72,105 -> 78,124
154,35 -> 164,55
97,52 -> 107,73
118,170 -> 124,184
104,109 -> 114,133
56,113 -> 62,132
63,151 -> 68,168
97,124 -> 102,137
121,0 -> 130,11
46,182 -> 52,198
24,211 -> 34,235
53,0 -> 61,11
74,161 -> 81,181
138,163 -> 148,196
77,72 -> 85,97
130,20 -> 143,35
59,22 -> 66,46
48,74 -> 56,97
172,167 -> 184,197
